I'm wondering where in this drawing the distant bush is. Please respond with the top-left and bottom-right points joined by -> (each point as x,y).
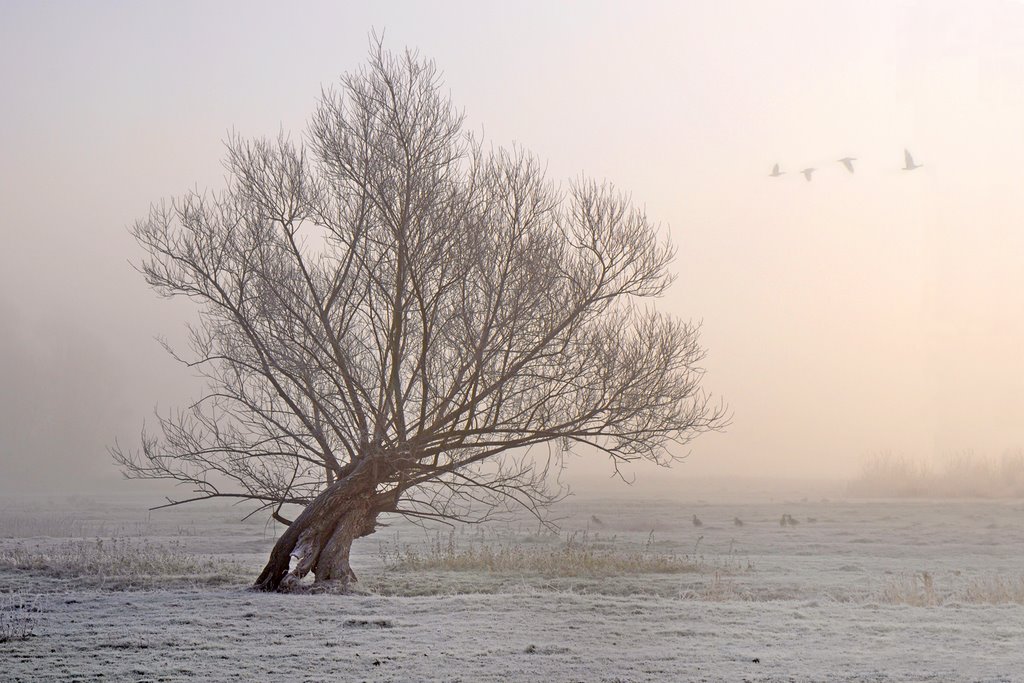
847,450 -> 1024,498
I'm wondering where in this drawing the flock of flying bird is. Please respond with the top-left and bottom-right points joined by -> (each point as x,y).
769,148 -> 924,181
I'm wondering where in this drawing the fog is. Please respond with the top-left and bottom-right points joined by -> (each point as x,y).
1,0 -> 1022,496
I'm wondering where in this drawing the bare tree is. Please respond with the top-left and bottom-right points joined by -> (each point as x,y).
114,42 -> 726,593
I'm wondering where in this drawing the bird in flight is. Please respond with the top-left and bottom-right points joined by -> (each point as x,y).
838,157 -> 857,173
769,163 -> 785,177
903,149 -> 922,171
801,168 -> 815,182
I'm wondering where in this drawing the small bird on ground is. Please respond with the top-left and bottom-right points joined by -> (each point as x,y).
800,168 -> 815,182
692,514 -> 703,527
903,148 -> 922,171
838,157 -> 857,173
733,517 -> 744,527
769,163 -> 785,177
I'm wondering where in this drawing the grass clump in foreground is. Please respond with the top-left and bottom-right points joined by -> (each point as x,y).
0,594 -> 39,643
0,538 -> 243,588
379,530 -> 717,577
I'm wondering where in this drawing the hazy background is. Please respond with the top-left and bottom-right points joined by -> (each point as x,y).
1,0 -> 1022,496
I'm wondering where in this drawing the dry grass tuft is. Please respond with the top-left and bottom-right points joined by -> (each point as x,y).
380,531 -> 709,577
879,571 -> 940,606
680,571 -> 752,601
0,538 -> 243,588
960,575 -> 1024,604
878,571 -> 1024,606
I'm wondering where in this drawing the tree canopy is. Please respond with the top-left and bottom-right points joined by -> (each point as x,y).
114,42 -> 725,590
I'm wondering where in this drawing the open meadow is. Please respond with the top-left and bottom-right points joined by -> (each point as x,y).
6,3 -> 1024,682
2,489 -> 1023,682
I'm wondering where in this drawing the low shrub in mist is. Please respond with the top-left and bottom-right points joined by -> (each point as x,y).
848,451 -> 1024,498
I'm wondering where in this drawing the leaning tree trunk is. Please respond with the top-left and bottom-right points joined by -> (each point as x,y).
254,466 -> 385,592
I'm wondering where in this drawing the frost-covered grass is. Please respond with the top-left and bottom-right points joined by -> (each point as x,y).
878,570 -> 941,606
369,529 -> 755,598
961,574 -> 1024,604
3,495 -> 1024,680
879,570 -> 1024,606
378,530 -> 720,576
0,538 -> 245,589
3,588 -> 1022,682
0,593 -> 40,643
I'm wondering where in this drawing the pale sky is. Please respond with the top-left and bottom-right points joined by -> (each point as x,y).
1,0 -> 1023,495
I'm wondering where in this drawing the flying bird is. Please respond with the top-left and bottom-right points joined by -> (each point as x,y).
800,168 -> 815,182
838,157 -> 857,173
769,163 -> 785,177
903,149 -> 922,171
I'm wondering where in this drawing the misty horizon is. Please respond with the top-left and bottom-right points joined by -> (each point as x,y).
2,1 -> 1023,497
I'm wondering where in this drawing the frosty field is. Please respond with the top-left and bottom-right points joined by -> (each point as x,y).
2,491 -> 1023,682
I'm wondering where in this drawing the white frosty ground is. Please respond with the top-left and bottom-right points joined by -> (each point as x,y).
2,495 -> 1023,681
4,588 -> 1023,682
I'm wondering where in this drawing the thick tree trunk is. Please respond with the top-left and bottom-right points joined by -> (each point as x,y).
253,467 -> 383,592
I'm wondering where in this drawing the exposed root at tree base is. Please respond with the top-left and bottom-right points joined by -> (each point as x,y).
255,577 -> 370,595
